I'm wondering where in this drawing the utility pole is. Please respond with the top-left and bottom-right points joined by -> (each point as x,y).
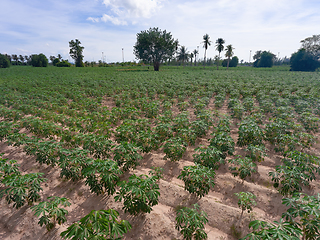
102,52 -> 104,63
122,48 -> 124,63
249,50 -> 252,64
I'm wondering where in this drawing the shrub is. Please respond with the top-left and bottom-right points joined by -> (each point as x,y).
290,49 -> 320,71
30,53 -> 48,67
56,60 -> 71,67
0,53 -> 10,68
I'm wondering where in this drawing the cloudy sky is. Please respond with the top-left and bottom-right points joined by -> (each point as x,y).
1,0 -> 319,63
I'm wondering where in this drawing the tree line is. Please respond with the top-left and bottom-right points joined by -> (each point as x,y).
1,30 -> 319,71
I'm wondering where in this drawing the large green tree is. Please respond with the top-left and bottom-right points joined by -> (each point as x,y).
300,34 -> 320,59
69,39 -> 84,67
202,34 -> 211,68
215,38 -> 225,69
133,27 -> 177,71
253,50 -> 276,68
30,53 -> 48,67
290,49 -> 320,71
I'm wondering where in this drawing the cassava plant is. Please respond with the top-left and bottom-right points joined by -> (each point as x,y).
31,196 -> 71,231
61,209 -> 131,239
178,164 -> 215,198
114,173 -> 160,215
175,203 -> 208,240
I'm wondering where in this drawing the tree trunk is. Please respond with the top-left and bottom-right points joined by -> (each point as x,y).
153,61 -> 160,71
227,56 -> 230,70
204,49 -> 207,69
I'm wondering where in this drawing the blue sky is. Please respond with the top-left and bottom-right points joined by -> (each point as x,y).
1,0 -> 319,63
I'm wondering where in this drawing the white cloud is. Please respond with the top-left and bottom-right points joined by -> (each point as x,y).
101,14 -> 128,25
103,0 -> 163,18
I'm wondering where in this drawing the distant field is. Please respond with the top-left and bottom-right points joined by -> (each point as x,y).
0,65 -> 320,239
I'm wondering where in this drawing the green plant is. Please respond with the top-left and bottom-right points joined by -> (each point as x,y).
163,138 -> 187,162
82,159 -> 122,196
193,145 -> 225,170
228,156 -> 257,183
234,192 -> 257,220
178,164 -> 215,198
0,172 -> 46,209
31,196 -> 71,231
175,203 -> 208,240
114,173 -> 160,215
113,142 -> 142,171
241,218 -> 301,240
61,209 -> 131,239
282,193 -> 320,240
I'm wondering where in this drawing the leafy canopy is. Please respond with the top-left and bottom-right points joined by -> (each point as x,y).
133,27 -> 177,71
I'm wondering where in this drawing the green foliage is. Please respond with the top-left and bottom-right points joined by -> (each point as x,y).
269,151 -> 320,196
82,159 -> 122,196
178,164 -> 215,198
235,192 -> 257,215
237,118 -> 264,147
222,56 -> 238,67
253,51 -> 276,68
210,131 -> 235,156
290,49 -> 320,72
30,53 -> 48,67
282,193 -> 320,240
245,144 -> 267,162
175,203 -> 208,240
193,145 -> 225,170
241,218 -> 302,240
69,39 -> 84,67
133,27 -> 177,71
31,196 -> 71,231
228,156 -> 257,182
56,60 -> 71,67
113,142 -> 142,171
61,209 -> 131,239
0,172 -> 47,209
114,173 -> 160,215
163,138 -> 187,162
0,53 -> 10,68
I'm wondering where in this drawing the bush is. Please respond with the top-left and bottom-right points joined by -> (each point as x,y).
30,53 -> 48,67
56,60 -> 71,67
52,58 -> 60,66
290,49 -> 320,71
0,54 -> 10,68
222,56 -> 239,67
253,51 -> 275,68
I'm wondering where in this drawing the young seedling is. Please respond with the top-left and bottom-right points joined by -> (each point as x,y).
234,192 -> 257,222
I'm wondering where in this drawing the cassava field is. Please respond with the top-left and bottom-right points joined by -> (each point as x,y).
0,65 -> 320,240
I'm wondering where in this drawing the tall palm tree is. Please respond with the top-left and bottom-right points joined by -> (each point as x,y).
225,44 -> 234,70
193,49 -> 199,66
215,38 -> 225,69
177,46 -> 189,67
190,52 -> 194,66
202,34 -> 212,68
